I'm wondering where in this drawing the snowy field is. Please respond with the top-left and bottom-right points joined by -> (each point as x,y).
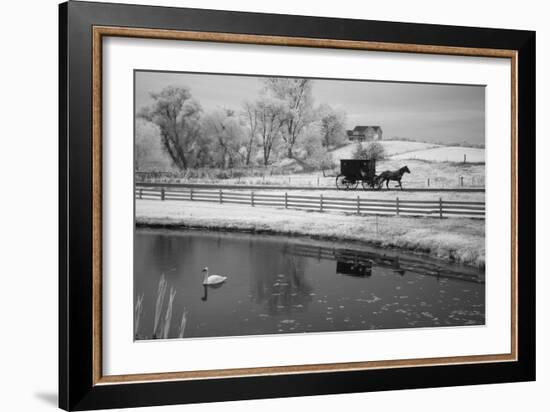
330,140 -> 441,160
331,140 -> 485,164
136,199 -> 485,267
176,158 -> 485,189
391,146 -> 485,163
329,141 -> 485,186
189,158 -> 485,189
375,158 -> 485,188
138,140 -> 485,189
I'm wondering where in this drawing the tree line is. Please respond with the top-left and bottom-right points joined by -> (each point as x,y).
136,78 -> 348,172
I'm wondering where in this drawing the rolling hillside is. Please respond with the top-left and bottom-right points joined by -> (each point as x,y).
331,140 -> 441,161
391,146 -> 485,163
328,140 -> 485,188
331,140 -> 484,164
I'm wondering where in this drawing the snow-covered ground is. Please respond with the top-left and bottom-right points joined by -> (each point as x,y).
184,187 -> 483,202
375,158 -> 485,188
220,141 -> 485,188
136,199 -> 485,267
391,146 -> 485,163
184,158 -> 485,189
331,140 -> 484,164
138,140 -> 485,188
331,140 -> 441,161
250,189 -> 484,202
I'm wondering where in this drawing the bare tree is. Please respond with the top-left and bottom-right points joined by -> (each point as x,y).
255,96 -> 286,166
138,86 -> 202,170
263,78 -> 315,158
242,101 -> 260,166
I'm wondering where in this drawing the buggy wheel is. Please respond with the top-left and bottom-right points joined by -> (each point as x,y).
336,175 -> 358,190
361,181 -> 373,191
336,174 -> 349,190
370,175 -> 382,190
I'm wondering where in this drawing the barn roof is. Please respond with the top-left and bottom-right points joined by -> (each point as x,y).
352,125 -> 382,133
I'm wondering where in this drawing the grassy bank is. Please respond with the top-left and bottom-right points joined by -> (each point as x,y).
136,200 -> 485,268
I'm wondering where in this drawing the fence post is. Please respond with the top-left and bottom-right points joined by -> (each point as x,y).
396,197 -> 400,216
427,178 -> 430,187
284,192 -> 288,209
190,187 -> 194,201
251,191 -> 255,207
139,188 -> 142,199
320,194 -> 324,212
464,154 -> 467,163
356,196 -> 360,215
460,176 -> 464,187
161,188 -> 165,201
317,177 -> 320,186
219,189 -> 223,204
439,197 -> 443,219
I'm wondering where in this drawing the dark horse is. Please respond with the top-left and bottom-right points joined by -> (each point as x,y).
376,166 -> 410,190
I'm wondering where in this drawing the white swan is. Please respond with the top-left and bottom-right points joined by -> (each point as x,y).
202,267 -> 227,285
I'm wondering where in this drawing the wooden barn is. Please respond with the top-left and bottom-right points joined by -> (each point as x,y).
347,125 -> 383,142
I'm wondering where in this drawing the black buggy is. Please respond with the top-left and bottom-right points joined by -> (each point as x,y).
335,159 -> 377,190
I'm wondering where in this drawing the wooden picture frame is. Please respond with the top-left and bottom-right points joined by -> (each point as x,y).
59,1 -> 535,410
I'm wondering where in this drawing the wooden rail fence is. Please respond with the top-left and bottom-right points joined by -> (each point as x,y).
135,186 -> 485,219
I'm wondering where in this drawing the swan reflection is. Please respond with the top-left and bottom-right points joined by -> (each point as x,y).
201,282 -> 225,302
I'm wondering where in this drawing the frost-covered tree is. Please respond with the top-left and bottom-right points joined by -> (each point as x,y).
202,109 -> 246,169
138,86 -> 202,170
135,119 -> 172,171
262,78 -> 316,158
299,124 -> 335,172
318,103 -> 347,148
352,141 -> 386,161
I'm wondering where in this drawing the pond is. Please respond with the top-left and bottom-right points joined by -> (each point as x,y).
134,229 -> 485,340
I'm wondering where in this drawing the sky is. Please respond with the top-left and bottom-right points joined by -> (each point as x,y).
135,70 -> 485,145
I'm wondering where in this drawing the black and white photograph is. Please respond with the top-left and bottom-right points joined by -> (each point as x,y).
0,0 -> 541,410
133,71 -> 486,340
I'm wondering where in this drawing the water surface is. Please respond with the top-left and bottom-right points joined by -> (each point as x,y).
134,229 -> 485,340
